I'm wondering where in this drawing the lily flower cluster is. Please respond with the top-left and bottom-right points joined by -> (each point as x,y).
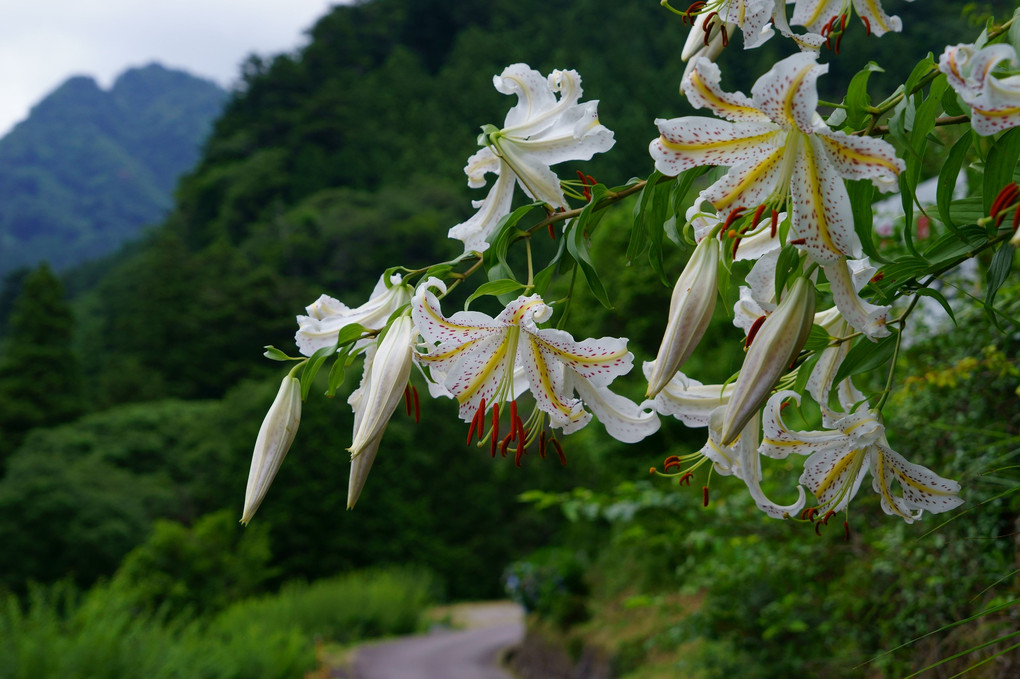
239,2 -> 1020,531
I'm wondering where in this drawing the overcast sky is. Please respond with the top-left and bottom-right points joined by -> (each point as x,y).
0,0 -> 348,136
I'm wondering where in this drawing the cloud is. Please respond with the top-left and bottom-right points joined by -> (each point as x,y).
0,0 -> 344,135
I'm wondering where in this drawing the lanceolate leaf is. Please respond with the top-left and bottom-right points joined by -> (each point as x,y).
983,127 -> 1020,214
833,330 -> 899,385
465,279 -> 526,309
937,132 -> 973,234
985,243 -> 1016,328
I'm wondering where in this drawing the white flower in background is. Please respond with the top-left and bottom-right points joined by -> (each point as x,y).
760,391 -> 964,522
939,42 -> 1020,136
449,64 -> 615,252
791,0 -> 912,37
650,53 -> 903,264
645,236 -> 719,398
241,374 -> 302,525
296,273 -> 410,356
412,280 -> 657,442
347,315 -> 416,509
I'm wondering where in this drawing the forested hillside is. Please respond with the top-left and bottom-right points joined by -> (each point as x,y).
0,63 -> 225,276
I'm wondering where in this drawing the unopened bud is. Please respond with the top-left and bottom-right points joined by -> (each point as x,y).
241,375 -> 302,524
719,277 -> 815,445
646,237 -> 719,398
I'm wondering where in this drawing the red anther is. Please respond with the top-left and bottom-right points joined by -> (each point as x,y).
745,315 -> 767,348
548,223 -> 556,240
779,398 -> 792,413
586,174 -> 597,186
663,454 -> 682,466
770,209 -> 779,237
514,438 -> 525,467
678,471 -> 694,486
801,507 -> 818,521
834,32 -> 844,54
576,169 -> 586,183
509,401 -> 518,437
839,13 -> 847,31
404,385 -> 412,416
752,203 -> 768,225
870,271 -> 885,283
990,182 -> 1019,217
500,432 -> 513,457
702,486 -> 710,507
722,206 -> 747,231
843,520 -> 850,541
790,237 -> 807,245
490,432 -> 497,457
732,233 -> 742,258
492,403 -> 500,446
540,431 -> 547,458
685,1 -> 707,12
583,186 -> 592,202
720,24 -> 729,47
466,404 -> 481,445
664,459 -> 682,472
814,520 -> 823,536
552,439 -> 567,466
412,386 -> 420,423
822,510 -> 836,525
861,16 -> 872,36
649,467 -> 656,475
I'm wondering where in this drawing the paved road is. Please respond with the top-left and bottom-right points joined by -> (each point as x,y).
351,602 -> 523,679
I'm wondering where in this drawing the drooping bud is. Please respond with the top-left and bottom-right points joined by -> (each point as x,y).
719,276 -> 816,445
241,375 -> 302,524
348,315 -> 416,509
646,237 -> 719,398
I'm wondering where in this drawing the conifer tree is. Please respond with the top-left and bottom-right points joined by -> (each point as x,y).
0,263 -> 83,466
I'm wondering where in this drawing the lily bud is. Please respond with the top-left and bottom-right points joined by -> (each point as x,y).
719,276 -> 815,445
241,375 -> 302,525
347,314 -> 416,509
646,237 -> 719,398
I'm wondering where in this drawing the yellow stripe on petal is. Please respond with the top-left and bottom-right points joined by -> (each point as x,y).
527,339 -> 576,416
658,131 -> 777,153
819,135 -> 902,176
873,452 -> 912,520
456,332 -> 513,405
712,143 -> 787,210
798,142 -> 841,254
815,448 -> 860,499
863,0 -> 891,33
688,70 -> 768,122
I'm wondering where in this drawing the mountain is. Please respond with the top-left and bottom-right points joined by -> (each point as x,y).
0,63 -> 227,276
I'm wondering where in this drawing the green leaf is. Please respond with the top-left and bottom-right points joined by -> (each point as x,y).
983,127 -> 1020,214
335,323 -> 369,349
263,346 -> 296,361
567,187 -> 613,309
792,351 -> 822,396
844,62 -> 883,129
324,348 -> 350,397
949,196 -> 986,225
488,202 -> 542,277
832,330 -> 899,385
912,287 -> 957,326
774,244 -> 802,301
300,345 -> 336,401
985,243 -> 1015,327
937,132 -> 973,234
465,279 -> 526,309
803,324 -> 833,352
846,179 -> 882,262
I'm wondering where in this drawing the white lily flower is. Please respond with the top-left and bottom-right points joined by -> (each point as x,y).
939,43 -> 1020,136
651,53 -> 903,264
296,273 -> 410,356
449,65 -> 615,252
646,236 -> 719,398
719,276 -> 816,444
760,391 -> 964,522
822,257 -> 890,341
412,281 -> 656,443
346,315 -> 416,509
791,0 -> 912,37
806,316 -> 865,411
644,365 -> 735,428
681,2 -> 776,62
241,375 -> 302,525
